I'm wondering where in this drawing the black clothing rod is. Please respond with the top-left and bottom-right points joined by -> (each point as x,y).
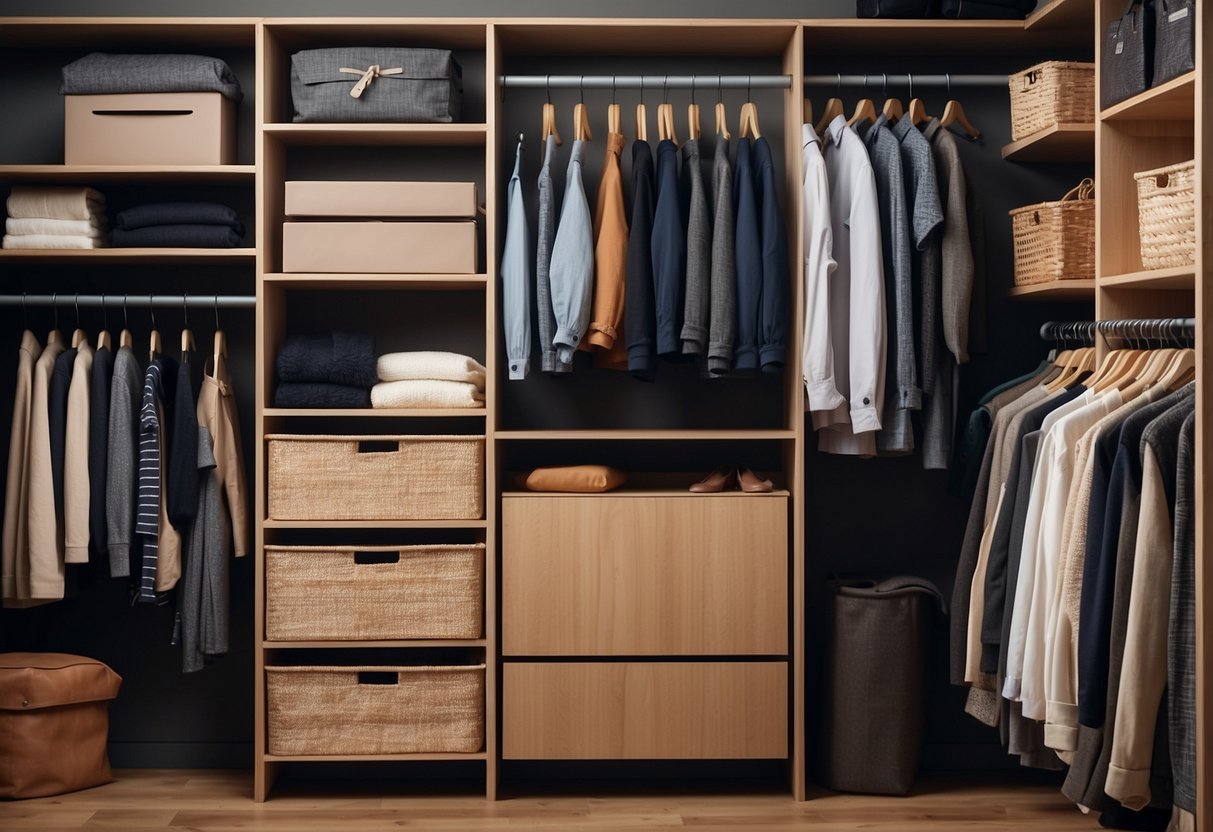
0,294 -> 256,309
1040,318 -> 1197,345
805,73 -> 1007,88
500,74 -> 793,90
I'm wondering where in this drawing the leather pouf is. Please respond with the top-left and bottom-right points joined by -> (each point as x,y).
0,653 -> 122,799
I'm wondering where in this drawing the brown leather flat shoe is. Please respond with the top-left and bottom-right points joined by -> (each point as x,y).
689,467 -> 736,493
736,467 -> 774,493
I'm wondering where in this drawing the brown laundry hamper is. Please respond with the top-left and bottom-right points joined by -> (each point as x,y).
0,653 -> 122,799
820,577 -> 946,796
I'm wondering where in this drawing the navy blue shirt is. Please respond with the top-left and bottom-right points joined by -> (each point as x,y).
732,137 -> 760,372
626,140 -> 657,380
651,139 -> 685,360
49,346 -> 77,520
753,137 -> 789,373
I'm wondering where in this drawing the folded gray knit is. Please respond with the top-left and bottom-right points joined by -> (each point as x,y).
61,53 -> 244,102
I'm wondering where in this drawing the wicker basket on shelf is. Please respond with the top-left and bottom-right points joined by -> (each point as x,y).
1010,179 -> 1096,286
266,664 -> 485,756
1008,61 -> 1095,141
1135,160 -> 1196,269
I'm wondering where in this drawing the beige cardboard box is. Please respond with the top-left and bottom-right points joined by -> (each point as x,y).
282,221 -> 477,273
65,92 -> 236,166
285,181 -> 478,218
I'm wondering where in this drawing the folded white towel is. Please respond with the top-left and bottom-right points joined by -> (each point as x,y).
371,379 -> 486,409
377,351 -> 487,387
6,186 -> 106,221
6,217 -> 108,236
3,234 -> 104,250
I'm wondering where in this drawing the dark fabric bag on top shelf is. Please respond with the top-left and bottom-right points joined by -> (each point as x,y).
939,0 -> 1035,19
1102,0 -> 1156,108
290,47 -> 462,123
856,0 -> 939,17
1153,0 -> 1195,86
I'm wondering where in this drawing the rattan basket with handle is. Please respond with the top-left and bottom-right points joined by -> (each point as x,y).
1010,179 -> 1096,286
1135,160 -> 1196,270
1008,61 -> 1095,141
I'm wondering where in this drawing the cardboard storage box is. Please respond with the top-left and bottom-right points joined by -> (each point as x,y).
285,181 -> 477,219
282,221 -> 476,273
65,92 -> 236,166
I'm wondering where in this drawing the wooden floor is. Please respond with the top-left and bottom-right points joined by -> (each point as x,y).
0,769 -> 1112,830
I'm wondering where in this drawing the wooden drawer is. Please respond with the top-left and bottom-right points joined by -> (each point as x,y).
503,661 -> 787,759
502,494 -> 787,656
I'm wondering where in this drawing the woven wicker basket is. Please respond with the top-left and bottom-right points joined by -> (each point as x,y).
266,544 -> 484,641
267,434 -> 484,521
1010,179 -> 1096,285
266,664 -> 485,756
1135,160 -> 1196,269
1008,61 -> 1095,141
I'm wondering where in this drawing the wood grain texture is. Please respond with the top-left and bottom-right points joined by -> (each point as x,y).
503,495 -> 787,656
502,662 -> 787,760
0,768 -> 1118,829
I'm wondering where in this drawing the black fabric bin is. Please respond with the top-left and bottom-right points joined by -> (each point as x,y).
820,576 -> 946,796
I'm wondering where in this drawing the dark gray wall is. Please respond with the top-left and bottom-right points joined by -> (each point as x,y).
0,0 -> 1090,791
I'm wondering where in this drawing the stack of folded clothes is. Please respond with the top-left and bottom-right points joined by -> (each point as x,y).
275,332 -> 377,408
60,52 -> 244,102
372,351 -> 487,408
112,202 -> 244,248
3,186 -> 107,249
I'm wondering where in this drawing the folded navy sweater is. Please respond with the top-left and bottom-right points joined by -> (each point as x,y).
276,332 -> 378,388
116,202 -> 243,232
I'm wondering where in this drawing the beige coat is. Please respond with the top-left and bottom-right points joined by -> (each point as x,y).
2,331 -> 42,603
64,339 -> 93,563
27,332 -> 66,600
155,412 -> 181,592
197,357 -> 248,557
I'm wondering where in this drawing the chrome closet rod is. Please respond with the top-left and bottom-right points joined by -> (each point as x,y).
1040,318 -> 1197,344
499,74 -> 792,90
0,294 -> 256,309
805,73 -> 1007,88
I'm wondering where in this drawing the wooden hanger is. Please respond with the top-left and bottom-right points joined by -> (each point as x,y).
737,75 -> 761,139
657,76 -> 677,145
1047,346 -> 1094,392
573,100 -> 592,143
118,295 -> 133,349
541,77 -> 562,145
211,298 -> 227,376
68,296 -> 87,348
907,87 -> 931,127
96,295 -> 112,351
802,98 -> 812,126
148,296 -> 161,361
714,78 -> 730,139
880,73 -> 903,122
814,97 -> 843,135
181,295 -> 196,357
687,79 -> 701,141
1158,348 -> 1196,391
608,101 -> 621,136
636,76 -> 649,142
847,75 -> 877,128
940,74 -> 980,140
45,294 -> 62,346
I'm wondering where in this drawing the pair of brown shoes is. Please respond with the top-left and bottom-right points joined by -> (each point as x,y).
688,467 -> 774,493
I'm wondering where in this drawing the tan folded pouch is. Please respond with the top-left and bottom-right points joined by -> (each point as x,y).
522,465 -> 628,493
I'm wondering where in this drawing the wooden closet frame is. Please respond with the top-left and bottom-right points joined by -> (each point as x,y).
2,6 -> 1209,825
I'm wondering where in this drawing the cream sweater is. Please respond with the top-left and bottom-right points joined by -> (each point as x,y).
371,379 -> 485,409
6,186 -> 105,221
376,351 -> 486,388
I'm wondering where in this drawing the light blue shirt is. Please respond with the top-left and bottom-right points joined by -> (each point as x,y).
549,140 -> 593,365
501,140 -> 531,380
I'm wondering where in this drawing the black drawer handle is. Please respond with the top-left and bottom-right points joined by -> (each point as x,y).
356,440 -> 398,454
354,550 -> 400,565
357,671 -> 398,685
91,109 -> 195,117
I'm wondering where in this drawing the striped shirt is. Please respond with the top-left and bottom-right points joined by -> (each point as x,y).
136,361 -> 163,602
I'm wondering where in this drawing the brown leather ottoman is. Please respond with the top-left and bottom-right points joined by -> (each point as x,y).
0,653 -> 122,798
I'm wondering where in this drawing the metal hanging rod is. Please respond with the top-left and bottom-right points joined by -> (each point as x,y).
499,74 -> 792,90
1040,318 -> 1196,344
806,73 -> 1006,88
0,294 -> 256,309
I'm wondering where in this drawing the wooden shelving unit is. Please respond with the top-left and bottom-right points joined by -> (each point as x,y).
1001,123 -> 1094,162
1007,279 -> 1096,300
264,639 -> 487,649
262,518 -> 487,529
262,123 -> 487,146
263,407 -> 486,417
265,752 -> 488,762
0,164 -> 255,182
1101,70 -> 1196,122
262,273 -> 488,289
1099,266 -> 1197,290
1024,0 -> 1095,33
495,429 -> 795,440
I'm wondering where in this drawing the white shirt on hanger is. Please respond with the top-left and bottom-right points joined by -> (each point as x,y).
800,123 -> 843,415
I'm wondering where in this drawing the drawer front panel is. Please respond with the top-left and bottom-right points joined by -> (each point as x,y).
503,661 -> 788,759
503,495 -> 788,656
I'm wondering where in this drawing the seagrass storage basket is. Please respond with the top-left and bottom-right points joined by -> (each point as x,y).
266,664 -> 485,755
1010,179 -> 1096,285
266,434 -> 484,520
1135,160 -> 1196,269
265,544 -> 484,641
1008,61 -> 1095,141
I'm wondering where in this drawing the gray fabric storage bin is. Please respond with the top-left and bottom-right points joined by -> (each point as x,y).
820,576 -> 946,796
290,47 -> 462,123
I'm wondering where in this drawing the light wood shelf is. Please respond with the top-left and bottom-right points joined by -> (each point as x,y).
0,164 -> 255,182
1101,72 -> 1196,122
262,273 -> 487,290
1099,266 -> 1196,290
264,639 -> 486,648
495,429 -> 795,440
0,248 -> 255,264
1001,123 -> 1094,162
0,16 -> 257,46
1007,279 -> 1096,300
263,518 -> 487,529
264,752 -> 488,762
802,18 -> 1078,54
503,489 -> 790,498
263,408 -> 486,418
263,123 -> 488,146
1024,0 -> 1095,34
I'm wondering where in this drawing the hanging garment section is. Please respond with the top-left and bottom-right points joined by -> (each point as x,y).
801,73 -> 983,465
0,295 -> 252,675
949,319 -> 1197,832
500,76 -> 790,382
